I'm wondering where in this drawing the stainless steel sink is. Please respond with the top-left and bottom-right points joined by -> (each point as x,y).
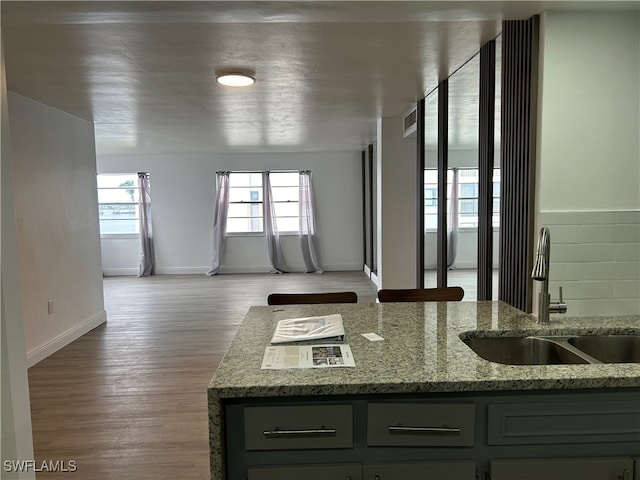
567,335 -> 640,363
461,332 -> 640,365
461,336 -> 592,365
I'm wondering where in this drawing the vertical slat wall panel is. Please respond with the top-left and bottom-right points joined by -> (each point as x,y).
477,40 -> 496,301
368,143 -> 375,271
437,79 -> 449,288
416,98 -> 425,288
499,17 -> 539,312
361,149 -> 367,268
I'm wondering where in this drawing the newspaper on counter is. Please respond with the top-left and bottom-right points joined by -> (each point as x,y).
270,314 -> 345,344
261,344 -> 355,370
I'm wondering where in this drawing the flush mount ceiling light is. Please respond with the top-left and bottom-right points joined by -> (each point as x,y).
215,70 -> 256,87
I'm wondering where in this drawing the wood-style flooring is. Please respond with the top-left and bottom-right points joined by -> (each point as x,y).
27,272 -> 378,480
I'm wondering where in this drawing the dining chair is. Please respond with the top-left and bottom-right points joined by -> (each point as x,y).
267,291 -> 358,305
377,286 -> 464,303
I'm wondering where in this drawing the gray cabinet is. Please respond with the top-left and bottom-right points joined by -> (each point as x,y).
248,461 -> 476,480
487,400 -> 640,446
367,403 -> 475,447
244,404 -> 353,450
490,457 -> 634,480
223,390 -> 640,480
248,463 -> 362,480
363,461 -> 475,480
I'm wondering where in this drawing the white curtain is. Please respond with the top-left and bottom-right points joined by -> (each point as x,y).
138,172 -> 155,277
299,170 -> 323,273
263,172 -> 287,273
207,171 -> 230,276
447,168 -> 459,269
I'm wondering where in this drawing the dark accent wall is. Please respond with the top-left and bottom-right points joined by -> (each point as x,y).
437,79 -> 449,288
499,16 -> 540,312
477,40 -> 496,301
416,98 -> 425,288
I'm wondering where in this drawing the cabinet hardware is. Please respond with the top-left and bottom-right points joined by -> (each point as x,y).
263,428 -> 337,437
388,425 -> 461,434
621,469 -> 630,480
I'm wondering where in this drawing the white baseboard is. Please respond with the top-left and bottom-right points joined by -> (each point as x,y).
155,266 -> 213,275
103,268 -> 138,276
27,310 -> 107,368
104,264 -> 365,276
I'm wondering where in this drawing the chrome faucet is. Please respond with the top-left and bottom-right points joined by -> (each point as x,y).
532,227 -> 567,325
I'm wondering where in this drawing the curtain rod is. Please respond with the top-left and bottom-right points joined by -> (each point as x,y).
215,169 -> 305,174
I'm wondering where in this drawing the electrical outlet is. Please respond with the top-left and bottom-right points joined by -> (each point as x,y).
48,300 -> 54,315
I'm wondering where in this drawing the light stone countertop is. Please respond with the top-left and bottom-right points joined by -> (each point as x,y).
207,301 -> 640,479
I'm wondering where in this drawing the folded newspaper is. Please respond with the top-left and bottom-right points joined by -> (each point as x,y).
270,314 -> 345,344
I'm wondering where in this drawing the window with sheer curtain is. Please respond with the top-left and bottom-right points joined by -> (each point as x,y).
226,171 -> 300,234
424,168 -> 500,230
97,173 -> 143,235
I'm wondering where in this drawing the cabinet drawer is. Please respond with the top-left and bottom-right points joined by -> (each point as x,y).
244,404 -> 353,450
487,400 -> 640,445
363,461 -> 476,480
367,403 -> 475,447
248,463 -> 361,480
490,457 -> 634,480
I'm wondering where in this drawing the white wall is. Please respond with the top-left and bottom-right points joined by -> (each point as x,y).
537,11 -> 640,316
96,151 -> 363,274
377,117 -> 418,288
7,93 -> 107,366
1,40 -> 35,479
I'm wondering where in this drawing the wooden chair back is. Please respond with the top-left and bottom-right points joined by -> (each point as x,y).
377,287 -> 464,303
267,291 -> 358,305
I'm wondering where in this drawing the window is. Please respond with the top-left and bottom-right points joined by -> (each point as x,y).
226,171 -> 300,234
97,173 -> 143,235
227,172 -> 263,233
424,168 -> 501,230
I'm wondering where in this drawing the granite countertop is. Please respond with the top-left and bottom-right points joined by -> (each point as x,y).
207,301 -> 640,479
209,301 -> 640,399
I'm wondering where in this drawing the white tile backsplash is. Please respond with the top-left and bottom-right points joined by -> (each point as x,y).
552,280 -> 614,300
540,210 -> 639,316
617,211 -> 640,224
553,243 -> 615,263
578,298 -> 640,317
541,211 -> 617,225
614,280 -> 640,298
615,243 -> 640,262
551,263 -> 581,281
581,262 -> 640,281
548,225 -> 582,244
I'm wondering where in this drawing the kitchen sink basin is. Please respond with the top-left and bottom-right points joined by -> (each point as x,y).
461,336 -> 591,365
461,332 -> 640,365
567,335 -> 640,363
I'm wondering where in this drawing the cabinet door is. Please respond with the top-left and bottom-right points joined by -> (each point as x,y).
490,457 -> 633,480
248,463 -> 362,480
367,403 -> 475,447
244,404 -> 353,450
363,461 -> 475,480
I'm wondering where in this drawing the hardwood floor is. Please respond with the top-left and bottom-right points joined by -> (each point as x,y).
424,268 -> 500,301
27,272 -> 378,479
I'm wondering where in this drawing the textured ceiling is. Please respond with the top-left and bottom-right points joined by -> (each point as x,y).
3,1 -> 637,155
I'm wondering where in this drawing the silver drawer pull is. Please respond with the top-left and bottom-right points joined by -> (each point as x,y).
388,425 -> 461,434
263,428 -> 337,437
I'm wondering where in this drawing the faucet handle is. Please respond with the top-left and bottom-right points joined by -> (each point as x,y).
550,286 -> 568,314
558,286 -> 563,303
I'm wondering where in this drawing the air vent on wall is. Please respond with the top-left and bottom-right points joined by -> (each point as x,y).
403,105 -> 417,137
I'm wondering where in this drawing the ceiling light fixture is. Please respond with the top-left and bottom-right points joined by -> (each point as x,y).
215,71 -> 256,87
